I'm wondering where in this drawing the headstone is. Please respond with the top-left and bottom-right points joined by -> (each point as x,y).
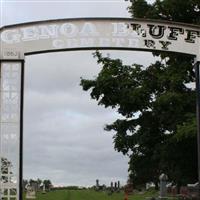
117,181 -> 120,189
102,184 -> 106,191
114,182 -> 117,190
115,181 -> 120,193
166,182 -> 172,193
111,182 -> 114,192
180,186 -> 189,198
159,173 -> 168,198
26,184 -> 36,199
171,186 -> 178,197
187,182 -> 199,199
31,182 -> 39,192
96,179 -> 99,190
42,184 -> 46,194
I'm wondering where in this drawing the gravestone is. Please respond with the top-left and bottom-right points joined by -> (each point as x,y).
42,183 -> 46,194
111,182 -> 114,192
117,181 -> 120,189
26,184 -> 36,199
187,182 -> 199,199
114,182 -> 117,191
180,186 -> 189,198
117,181 -> 120,192
159,173 -> 168,198
171,186 -> 178,197
96,179 -> 99,190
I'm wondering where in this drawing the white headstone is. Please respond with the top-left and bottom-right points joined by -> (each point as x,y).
159,173 -> 168,198
26,185 -> 36,199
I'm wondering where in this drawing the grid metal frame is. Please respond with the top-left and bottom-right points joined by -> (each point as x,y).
0,59 -> 24,200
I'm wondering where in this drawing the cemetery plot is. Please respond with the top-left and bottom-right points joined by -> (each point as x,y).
23,189 -> 158,200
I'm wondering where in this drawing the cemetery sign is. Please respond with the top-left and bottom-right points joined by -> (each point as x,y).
0,18 -> 200,200
0,18 -> 200,60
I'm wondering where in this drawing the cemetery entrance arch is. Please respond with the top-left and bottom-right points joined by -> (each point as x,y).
0,18 -> 200,200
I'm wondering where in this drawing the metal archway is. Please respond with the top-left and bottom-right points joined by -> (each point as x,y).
0,18 -> 200,200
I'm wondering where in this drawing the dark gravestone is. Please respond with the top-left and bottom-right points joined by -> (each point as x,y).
111,182 -> 114,192
180,186 -> 189,198
117,181 -> 120,192
96,179 -> 99,191
171,186 -> 178,197
118,181 -> 120,189
187,182 -> 199,199
114,182 -> 117,191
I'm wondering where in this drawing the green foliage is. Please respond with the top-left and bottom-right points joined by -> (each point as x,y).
80,0 -> 200,187
128,0 -> 200,24
81,53 -> 198,186
43,180 -> 52,190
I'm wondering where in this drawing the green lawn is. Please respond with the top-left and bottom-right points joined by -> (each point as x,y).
24,189 -> 159,200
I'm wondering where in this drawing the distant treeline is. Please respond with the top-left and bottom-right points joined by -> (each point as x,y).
52,186 -> 87,190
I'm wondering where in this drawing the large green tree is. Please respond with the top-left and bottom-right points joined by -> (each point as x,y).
81,0 -> 200,187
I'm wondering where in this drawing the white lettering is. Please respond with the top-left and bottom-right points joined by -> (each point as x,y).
39,25 -> 58,39
52,39 -> 65,48
128,39 -> 139,47
60,23 -> 78,37
99,38 -> 111,46
112,23 -> 129,37
66,39 -> 78,47
0,20 -> 199,60
112,38 -> 126,46
80,23 -> 99,37
80,38 -> 95,46
1,30 -> 21,44
21,27 -> 39,41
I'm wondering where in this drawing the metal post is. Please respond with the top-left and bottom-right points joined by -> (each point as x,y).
0,58 -> 24,200
20,60 -> 24,200
195,60 -> 200,198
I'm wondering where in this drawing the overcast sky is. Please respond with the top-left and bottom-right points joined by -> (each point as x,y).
0,0 -> 155,187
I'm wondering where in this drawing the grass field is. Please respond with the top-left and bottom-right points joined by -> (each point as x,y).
24,189 -> 159,200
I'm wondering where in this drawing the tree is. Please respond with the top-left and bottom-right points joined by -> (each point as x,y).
80,0 -> 200,187
36,178 -> 42,186
43,180 -> 52,191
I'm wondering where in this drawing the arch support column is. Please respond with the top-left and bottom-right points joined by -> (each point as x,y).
0,52 -> 24,200
195,60 -> 200,199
